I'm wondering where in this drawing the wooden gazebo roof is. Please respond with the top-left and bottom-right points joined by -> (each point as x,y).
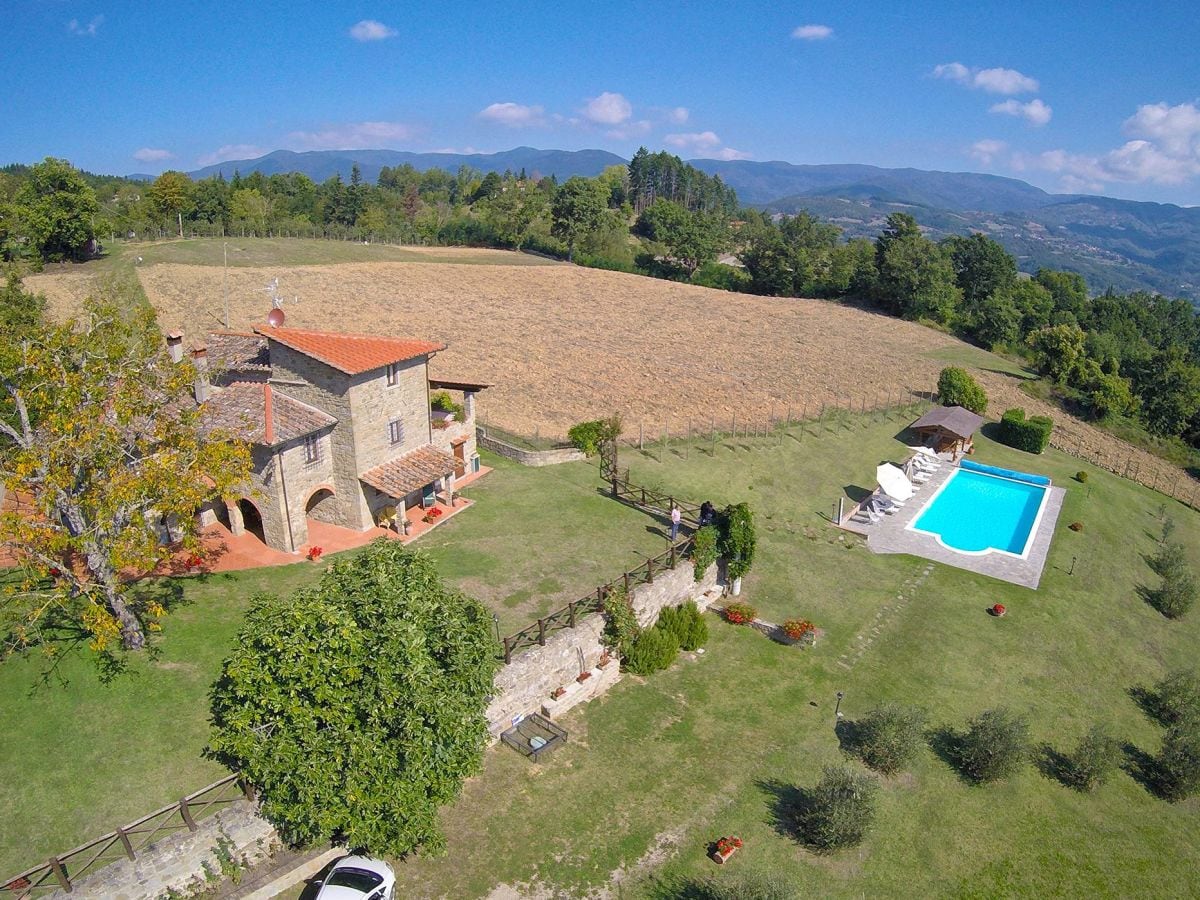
911,406 -> 984,440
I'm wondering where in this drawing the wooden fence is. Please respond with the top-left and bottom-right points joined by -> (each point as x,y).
2,774 -> 253,898
498,468 -> 702,664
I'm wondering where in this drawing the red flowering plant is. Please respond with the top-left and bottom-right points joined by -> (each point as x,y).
715,836 -> 743,855
991,603 -> 1006,616
781,619 -> 815,640
306,546 -> 323,561
724,602 -> 757,625
184,553 -> 204,570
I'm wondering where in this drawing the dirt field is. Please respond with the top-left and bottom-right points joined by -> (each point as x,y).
28,258 -> 1199,503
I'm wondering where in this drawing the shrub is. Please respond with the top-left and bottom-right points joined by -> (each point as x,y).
623,624 -> 679,675
957,708 -> 1030,783
1075,471 -> 1088,483
1153,719 -> 1200,801
684,870 -> 802,900
429,391 -> 465,422
936,366 -> 988,414
658,601 -> 708,651
724,602 -> 757,625
1060,724 -> 1122,791
1153,669 -> 1200,725
691,261 -> 753,293
997,408 -> 1053,454
1153,561 -> 1197,620
691,524 -> 719,582
853,704 -> 928,775
1068,521 -> 1084,532
781,619 -> 816,641
719,503 -> 757,580
566,416 -> 622,456
795,765 -> 878,852
600,588 -> 639,658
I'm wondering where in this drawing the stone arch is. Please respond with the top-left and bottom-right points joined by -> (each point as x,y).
236,498 -> 266,544
304,484 -> 338,524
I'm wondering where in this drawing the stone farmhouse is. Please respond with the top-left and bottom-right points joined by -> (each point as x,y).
169,324 -> 487,553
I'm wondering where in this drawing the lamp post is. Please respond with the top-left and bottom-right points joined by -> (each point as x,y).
834,691 -> 844,719
492,613 -> 501,644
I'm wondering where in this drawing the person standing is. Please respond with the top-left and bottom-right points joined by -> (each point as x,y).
670,504 -> 682,541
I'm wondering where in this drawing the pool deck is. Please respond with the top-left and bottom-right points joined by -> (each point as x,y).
856,463 -> 1065,589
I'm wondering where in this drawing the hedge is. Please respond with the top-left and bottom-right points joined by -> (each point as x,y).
998,408 -> 1053,453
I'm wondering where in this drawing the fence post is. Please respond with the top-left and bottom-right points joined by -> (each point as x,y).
504,636 -> 512,664
537,618 -> 547,646
670,543 -> 678,569
624,571 -> 631,594
48,857 -> 71,893
569,601 -> 577,628
646,556 -> 655,583
116,827 -> 136,860
239,777 -> 257,802
687,420 -> 691,460
711,418 -> 717,456
639,422 -> 644,451
179,797 -> 198,832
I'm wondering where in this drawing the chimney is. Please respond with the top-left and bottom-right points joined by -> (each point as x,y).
192,346 -> 210,403
166,330 -> 184,364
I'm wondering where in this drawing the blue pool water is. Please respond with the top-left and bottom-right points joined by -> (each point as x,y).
910,468 -> 1048,556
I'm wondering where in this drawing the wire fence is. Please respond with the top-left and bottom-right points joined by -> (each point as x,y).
2,774 -> 253,898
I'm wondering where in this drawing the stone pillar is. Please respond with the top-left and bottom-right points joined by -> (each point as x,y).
226,499 -> 244,536
397,498 -> 408,534
446,472 -> 456,504
166,331 -> 184,364
463,391 -> 476,422
192,346 -> 210,403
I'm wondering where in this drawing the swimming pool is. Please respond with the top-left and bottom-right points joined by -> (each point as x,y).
908,467 -> 1050,558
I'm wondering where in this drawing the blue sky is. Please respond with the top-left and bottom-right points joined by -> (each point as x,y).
4,1 -> 1200,204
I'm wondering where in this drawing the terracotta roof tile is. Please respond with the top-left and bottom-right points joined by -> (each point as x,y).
253,325 -> 444,376
360,445 -> 456,498
207,331 -> 271,374
202,383 -> 336,447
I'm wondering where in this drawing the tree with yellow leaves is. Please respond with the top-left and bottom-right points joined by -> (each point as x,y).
0,299 -> 250,654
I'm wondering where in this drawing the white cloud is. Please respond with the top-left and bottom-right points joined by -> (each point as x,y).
67,15 -> 103,37
478,102 -> 546,127
349,20 -> 396,41
664,131 -> 749,160
1006,101 -> 1200,189
286,121 -> 415,150
664,131 -> 722,152
196,144 -> 267,167
989,98 -> 1052,126
668,107 -> 689,124
933,62 -> 1038,94
583,92 -> 632,125
969,139 -> 1007,165
606,119 -> 652,140
1123,101 -> 1200,157
792,24 -> 833,40
133,148 -> 174,163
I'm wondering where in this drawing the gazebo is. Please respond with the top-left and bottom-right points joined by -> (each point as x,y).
910,405 -> 984,456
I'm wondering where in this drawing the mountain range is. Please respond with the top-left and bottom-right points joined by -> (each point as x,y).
174,146 -> 1200,301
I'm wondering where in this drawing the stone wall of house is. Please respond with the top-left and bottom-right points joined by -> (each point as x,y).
347,357 -> 431,474
273,432 -> 337,550
431,417 -> 476,475
266,343 -> 363,531
485,559 -> 721,737
477,430 -> 587,467
42,801 -> 278,900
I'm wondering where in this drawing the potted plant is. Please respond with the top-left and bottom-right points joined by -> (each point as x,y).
597,649 -> 612,669
724,602 -> 757,625
990,603 -> 1007,617
711,835 -> 743,864
184,553 -> 204,572
306,546 -> 323,562
550,686 -> 566,700
576,670 -> 592,683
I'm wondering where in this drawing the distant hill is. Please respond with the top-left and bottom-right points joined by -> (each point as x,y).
186,146 -> 626,184
163,146 -> 1200,300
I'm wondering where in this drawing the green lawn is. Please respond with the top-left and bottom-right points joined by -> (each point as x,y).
0,449 -> 658,879
5,417 -> 1200,895
94,237 -> 559,269
370,411 -> 1198,897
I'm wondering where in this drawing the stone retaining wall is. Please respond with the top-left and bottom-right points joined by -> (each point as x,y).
45,801 -> 278,900
485,559 -> 721,736
477,429 -> 587,467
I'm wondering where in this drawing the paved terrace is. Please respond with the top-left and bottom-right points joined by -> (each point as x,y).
849,462 -> 1065,589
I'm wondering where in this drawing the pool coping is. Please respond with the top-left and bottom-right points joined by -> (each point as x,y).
864,463 -> 1065,589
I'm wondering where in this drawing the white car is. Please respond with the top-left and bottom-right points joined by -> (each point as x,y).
314,855 -> 396,900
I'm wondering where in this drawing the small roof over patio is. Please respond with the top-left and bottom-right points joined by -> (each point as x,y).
360,445 -> 457,499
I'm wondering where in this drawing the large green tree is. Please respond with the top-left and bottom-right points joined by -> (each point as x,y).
635,199 -> 725,275
10,157 -> 99,261
874,214 -> 961,324
551,177 -> 607,261
0,300 -> 251,653
209,540 -> 499,856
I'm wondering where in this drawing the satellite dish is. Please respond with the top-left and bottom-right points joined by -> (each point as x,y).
267,307 -> 286,327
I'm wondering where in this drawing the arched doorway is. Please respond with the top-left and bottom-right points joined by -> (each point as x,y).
237,498 -> 266,543
304,485 -> 337,525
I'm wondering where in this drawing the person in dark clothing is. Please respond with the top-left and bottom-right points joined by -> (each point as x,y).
699,501 -> 715,528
